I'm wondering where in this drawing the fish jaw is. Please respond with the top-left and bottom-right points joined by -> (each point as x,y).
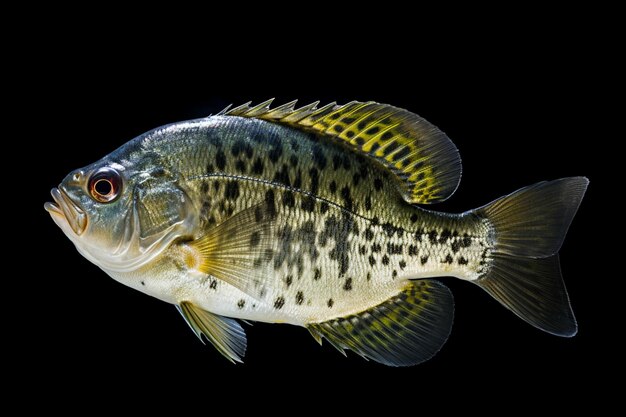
45,187 -> 87,236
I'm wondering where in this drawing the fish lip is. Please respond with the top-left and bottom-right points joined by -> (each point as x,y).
45,187 -> 87,236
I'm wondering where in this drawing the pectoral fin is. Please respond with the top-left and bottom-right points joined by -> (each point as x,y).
187,203 -> 274,298
176,302 -> 247,363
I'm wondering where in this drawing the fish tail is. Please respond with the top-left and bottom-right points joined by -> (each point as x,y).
472,177 -> 588,336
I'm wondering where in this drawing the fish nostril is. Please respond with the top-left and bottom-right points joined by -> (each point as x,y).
71,171 -> 84,183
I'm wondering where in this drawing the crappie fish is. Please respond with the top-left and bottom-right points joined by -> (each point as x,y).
45,100 -> 587,366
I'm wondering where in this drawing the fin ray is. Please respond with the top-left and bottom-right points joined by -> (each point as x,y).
308,280 -> 454,366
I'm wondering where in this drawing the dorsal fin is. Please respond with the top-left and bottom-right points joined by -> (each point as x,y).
225,99 -> 462,204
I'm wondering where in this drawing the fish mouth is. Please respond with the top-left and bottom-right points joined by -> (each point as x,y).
45,187 -> 87,236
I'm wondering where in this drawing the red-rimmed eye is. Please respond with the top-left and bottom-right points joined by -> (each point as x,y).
88,168 -> 122,203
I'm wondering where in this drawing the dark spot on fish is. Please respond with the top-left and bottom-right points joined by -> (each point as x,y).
428,230 -> 438,245
215,149 -> 226,170
359,245 -> 367,255
226,206 -> 234,216
408,245 -> 418,256
332,155 -> 342,170
372,216 -> 379,225
417,172 -> 425,181
285,275 -> 293,287
343,278 -> 353,291
301,196 -> 316,212
312,144 -> 327,169
371,243 -> 381,253
314,268 -> 321,281
244,143 -> 254,159
345,130 -> 355,139
342,117 -> 356,124
462,234 -> 472,247
201,182 -> 210,194
392,270 -> 398,278
329,180 -> 337,194
254,206 -> 264,222
387,243 -> 403,255
252,158 -> 264,175
268,144 -> 282,163
382,222 -> 401,238
364,195 -> 372,211
374,178 -> 383,191
342,155 -> 351,170
381,131 -> 394,140
282,190 -> 295,208
237,299 -> 245,309
393,147 -> 410,161
265,189 -> 276,218
309,167 -> 319,194
249,231 -> 261,248
273,164 -> 291,187
141,281 -> 145,286
420,256 -> 429,265
213,181 -> 220,192
381,117 -> 392,125
366,126 -> 379,135
333,125 -> 343,133
366,272 -> 371,281
439,229 -> 452,244
442,254 -> 453,264
370,143 -> 380,153
352,172 -> 361,187
451,240 -> 461,253
365,229 -> 374,241
340,186 -> 353,211
410,214 -> 418,223
225,181 -> 240,200
458,257 -> 468,265
382,255 -> 389,266
320,201 -> 329,214
327,299 -> 334,308
399,260 -> 407,270
274,297 -> 285,309
414,228 -> 423,242
289,154 -> 299,168
293,170 -> 302,189
231,141 -> 242,157
296,291 -> 304,305
235,159 -> 246,173
384,141 -> 399,155
369,255 -> 376,266
210,279 -> 218,289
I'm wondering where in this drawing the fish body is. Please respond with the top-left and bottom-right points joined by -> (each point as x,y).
46,100 -> 587,365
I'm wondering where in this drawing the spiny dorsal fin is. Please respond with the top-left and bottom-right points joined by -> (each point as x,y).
308,279 -> 454,366
225,99 -> 462,204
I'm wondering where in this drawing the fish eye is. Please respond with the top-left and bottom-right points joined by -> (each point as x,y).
88,167 -> 122,203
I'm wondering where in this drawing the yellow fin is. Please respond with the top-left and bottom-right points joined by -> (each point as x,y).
307,280 -> 454,366
177,302 -> 246,363
226,100 -> 462,204
187,203 -> 274,298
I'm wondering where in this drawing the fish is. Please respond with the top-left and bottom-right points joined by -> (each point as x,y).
45,99 -> 588,366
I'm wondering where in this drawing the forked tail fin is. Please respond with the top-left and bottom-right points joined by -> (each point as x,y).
473,177 -> 588,336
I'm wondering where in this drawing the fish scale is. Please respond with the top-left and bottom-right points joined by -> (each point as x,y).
46,100 -> 587,366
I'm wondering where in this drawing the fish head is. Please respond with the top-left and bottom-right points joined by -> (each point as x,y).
45,150 -> 198,274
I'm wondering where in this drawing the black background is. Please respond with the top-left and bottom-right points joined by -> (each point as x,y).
18,14 -> 614,410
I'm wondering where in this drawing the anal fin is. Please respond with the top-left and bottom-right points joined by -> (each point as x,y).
308,280 -> 454,367
177,302 -> 247,363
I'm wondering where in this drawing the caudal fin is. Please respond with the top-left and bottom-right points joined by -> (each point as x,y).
473,177 -> 588,337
